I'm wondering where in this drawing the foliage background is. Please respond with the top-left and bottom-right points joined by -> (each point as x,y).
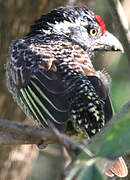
0,0 -> 129,179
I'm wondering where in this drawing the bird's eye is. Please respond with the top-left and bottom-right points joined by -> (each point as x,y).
89,28 -> 98,36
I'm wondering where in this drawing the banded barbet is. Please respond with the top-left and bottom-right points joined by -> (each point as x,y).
6,6 -> 127,177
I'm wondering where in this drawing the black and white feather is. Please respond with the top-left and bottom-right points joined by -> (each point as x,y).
6,6 -> 120,138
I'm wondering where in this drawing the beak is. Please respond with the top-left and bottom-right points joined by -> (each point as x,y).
93,31 -> 124,52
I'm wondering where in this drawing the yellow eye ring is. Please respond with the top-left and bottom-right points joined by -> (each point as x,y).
89,28 -> 98,36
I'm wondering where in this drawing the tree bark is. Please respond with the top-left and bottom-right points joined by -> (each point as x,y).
0,1 -> 47,179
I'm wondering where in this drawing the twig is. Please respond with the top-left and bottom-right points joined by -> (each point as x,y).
0,119 -> 80,151
0,119 -> 55,142
0,131 -> 40,145
108,0 -> 130,64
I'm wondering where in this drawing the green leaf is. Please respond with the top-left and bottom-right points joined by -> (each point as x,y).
97,103 -> 130,159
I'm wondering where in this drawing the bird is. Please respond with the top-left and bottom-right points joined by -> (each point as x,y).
6,6 -> 128,177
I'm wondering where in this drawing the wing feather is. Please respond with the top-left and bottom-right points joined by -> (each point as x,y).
19,89 -> 38,120
18,71 -> 70,130
87,76 -> 113,122
7,39 -> 70,130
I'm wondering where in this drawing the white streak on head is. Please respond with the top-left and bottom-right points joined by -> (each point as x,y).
49,17 -> 88,35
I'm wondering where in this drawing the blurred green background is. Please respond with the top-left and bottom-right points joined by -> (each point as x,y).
0,0 -> 130,179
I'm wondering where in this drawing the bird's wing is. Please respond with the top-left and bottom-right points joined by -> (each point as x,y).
7,39 -> 70,130
87,76 -> 113,122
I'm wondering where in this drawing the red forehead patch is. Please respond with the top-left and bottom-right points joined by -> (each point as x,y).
94,14 -> 106,34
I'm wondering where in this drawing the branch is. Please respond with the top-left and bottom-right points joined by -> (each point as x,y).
0,99 -> 129,178
0,119 -> 54,144
0,119 -> 54,145
0,100 -> 130,177
0,119 -> 80,151
108,0 -> 130,64
0,131 -> 39,145
0,99 -> 130,150
0,119 -> 118,172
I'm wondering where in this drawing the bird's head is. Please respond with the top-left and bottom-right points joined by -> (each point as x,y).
29,6 -> 123,56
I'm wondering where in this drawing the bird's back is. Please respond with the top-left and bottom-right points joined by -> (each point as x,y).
6,33 -> 113,138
